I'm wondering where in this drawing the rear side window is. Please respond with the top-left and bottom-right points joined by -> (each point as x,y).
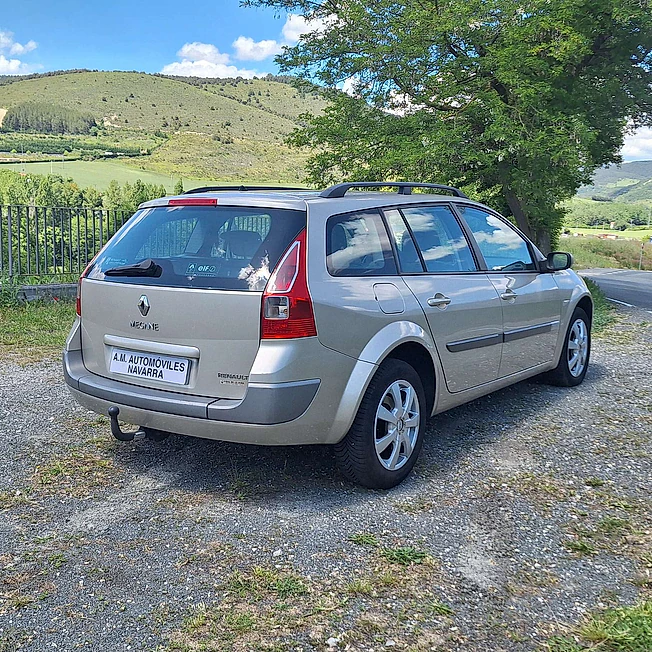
458,206 -> 536,271
326,210 -> 397,276
88,205 -> 305,291
397,205 -> 477,273
384,209 -> 423,273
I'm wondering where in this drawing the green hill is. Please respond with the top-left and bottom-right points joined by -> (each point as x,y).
0,70 -> 326,185
577,160 -> 652,202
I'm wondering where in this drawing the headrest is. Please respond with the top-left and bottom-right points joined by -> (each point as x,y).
330,223 -> 349,253
222,230 -> 262,258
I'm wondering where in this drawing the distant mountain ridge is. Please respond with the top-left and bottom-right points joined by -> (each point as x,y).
577,160 -> 652,202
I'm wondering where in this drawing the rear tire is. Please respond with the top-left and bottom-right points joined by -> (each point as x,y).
544,307 -> 591,387
334,359 -> 426,489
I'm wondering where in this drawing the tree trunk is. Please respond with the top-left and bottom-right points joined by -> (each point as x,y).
504,189 -> 533,240
534,228 -> 551,255
503,188 -> 551,253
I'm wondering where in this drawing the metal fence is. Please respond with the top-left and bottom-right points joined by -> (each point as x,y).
0,204 -> 132,282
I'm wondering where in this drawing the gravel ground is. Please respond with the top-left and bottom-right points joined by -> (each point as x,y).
0,308 -> 650,651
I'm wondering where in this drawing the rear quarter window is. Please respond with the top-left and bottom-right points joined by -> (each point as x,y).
88,205 -> 305,291
326,210 -> 397,276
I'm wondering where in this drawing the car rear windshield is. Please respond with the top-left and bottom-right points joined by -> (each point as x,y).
87,205 -> 306,291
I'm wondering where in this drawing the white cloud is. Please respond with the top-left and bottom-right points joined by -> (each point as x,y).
281,14 -> 327,44
341,77 -> 357,96
176,42 -> 230,65
622,127 -> 652,161
160,41 -> 258,78
160,59 -> 258,79
0,30 -> 38,74
9,39 -> 37,56
233,36 -> 282,62
163,13 -> 328,75
232,14 -> 328,62
0,54 -> 32,74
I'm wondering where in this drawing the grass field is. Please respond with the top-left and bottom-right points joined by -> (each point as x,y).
569,226 -> 652,240
125,133 -> 311,184
0,71 -> 326,184
0,72 -> 322,142
0,159 -> 209,191
0,298 -> 76,362
564,236 -> 652,270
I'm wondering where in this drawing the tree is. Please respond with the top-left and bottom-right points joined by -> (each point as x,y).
174,178 -> 184,195
247,0 -> 652,250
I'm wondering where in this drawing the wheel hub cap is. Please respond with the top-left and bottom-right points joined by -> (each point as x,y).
567,318 -> 588,378
374,380 -> 420,471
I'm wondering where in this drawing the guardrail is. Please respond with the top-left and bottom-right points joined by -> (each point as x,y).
0,204 -> 131,283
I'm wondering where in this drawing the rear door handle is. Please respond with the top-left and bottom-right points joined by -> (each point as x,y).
427,294 -> 451,308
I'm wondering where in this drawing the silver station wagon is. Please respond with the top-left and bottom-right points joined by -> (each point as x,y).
64,182 -> 592,488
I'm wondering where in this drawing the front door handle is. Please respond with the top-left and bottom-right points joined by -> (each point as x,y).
500,289 -> 517,301
427,293 -> 452,308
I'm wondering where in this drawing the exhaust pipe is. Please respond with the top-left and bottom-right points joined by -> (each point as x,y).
108,406 -> 146,441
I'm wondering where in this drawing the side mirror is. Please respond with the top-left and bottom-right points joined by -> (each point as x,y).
543,251 -> 573,272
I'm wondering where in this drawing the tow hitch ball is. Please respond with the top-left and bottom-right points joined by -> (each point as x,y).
107,406 -> 147,442
107,406 -> 170,442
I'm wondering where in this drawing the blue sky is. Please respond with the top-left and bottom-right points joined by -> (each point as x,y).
0,0 -> 294,77
1,0 -> 650,160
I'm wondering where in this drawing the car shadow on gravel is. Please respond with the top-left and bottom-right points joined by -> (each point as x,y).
110,362 -> 610,506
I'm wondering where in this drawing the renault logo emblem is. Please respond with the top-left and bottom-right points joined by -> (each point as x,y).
137,295 -> 150,317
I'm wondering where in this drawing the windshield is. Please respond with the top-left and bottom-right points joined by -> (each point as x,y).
87,205 -> 306,291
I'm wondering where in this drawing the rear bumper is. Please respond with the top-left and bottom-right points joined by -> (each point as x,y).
63,344 -> 371,446
64,349 -> 319,424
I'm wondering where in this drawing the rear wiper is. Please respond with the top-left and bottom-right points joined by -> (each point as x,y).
105,259 -> 162,277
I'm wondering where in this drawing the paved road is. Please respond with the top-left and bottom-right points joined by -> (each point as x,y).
579,268 -> 652,311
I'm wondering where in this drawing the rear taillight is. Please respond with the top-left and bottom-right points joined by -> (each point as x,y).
261,229 -> 317,339
76,257 -> 96,316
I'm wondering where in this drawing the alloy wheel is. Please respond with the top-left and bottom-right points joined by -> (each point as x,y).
374,380 -> 420,471
567,318 -> 588,377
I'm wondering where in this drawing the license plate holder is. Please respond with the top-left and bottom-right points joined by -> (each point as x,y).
109,348 -> 191,386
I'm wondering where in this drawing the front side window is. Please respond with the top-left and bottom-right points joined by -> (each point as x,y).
88,205 -> 305,290
397,205 -> 477,273
326,210 -> 397,276
458,206 -> 536,272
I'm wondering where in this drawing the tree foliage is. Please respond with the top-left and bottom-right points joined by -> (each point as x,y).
2,102 -> 97,135
0,170 -> 166,213
247,0 -> 652,250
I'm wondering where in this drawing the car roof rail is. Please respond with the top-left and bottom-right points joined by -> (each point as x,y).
319,182 -> 468,199
183,185 -> 307,194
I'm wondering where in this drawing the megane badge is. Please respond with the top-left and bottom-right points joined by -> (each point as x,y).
137,295 -> 150,317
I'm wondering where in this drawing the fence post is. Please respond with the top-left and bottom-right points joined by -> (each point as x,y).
7,205 -> 13,282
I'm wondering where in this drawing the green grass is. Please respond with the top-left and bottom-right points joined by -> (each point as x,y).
0,299 -> 76,360
547,601 -> 652,651
379,546 -> 429,566
562,538 -> 598,556
125,132 -> 310,185
570,227 -> 652,240
0,159 -> 207,192
226,567 -> 307,600
582,278 -> 617,333
566,237 -> 652,271
349,533 -> 380,547
427,600 -> 455,617
0,72 -> 322,141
